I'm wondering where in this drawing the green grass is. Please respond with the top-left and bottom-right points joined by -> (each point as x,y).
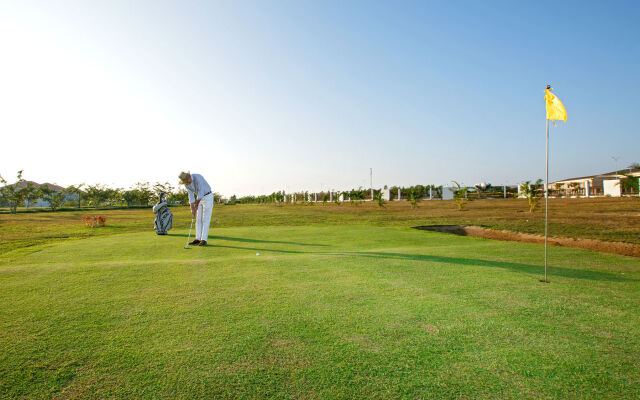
1,198 -> 640,256
1,215 -> 639,398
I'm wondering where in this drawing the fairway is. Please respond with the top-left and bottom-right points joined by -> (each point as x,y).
1,224 -> 639,399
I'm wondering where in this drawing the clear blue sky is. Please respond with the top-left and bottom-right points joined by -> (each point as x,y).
1,0 -> 638,196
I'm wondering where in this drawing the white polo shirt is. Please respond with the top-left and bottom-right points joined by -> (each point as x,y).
184,173 -> 212,204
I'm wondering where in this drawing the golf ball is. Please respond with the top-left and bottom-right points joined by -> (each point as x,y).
256,252 -> 260,256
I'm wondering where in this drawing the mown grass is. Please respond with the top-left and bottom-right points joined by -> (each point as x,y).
1,224 -> 639,399
1,197 -> 639,256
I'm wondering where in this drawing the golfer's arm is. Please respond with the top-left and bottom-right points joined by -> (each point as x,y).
187,189 -> 196,205
194,176 -> 208,200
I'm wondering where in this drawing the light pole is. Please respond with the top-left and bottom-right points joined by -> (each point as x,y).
611,156 -> 620,175
370,168 -> 373,200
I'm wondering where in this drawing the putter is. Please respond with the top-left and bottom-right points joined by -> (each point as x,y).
184,217 -> 194,249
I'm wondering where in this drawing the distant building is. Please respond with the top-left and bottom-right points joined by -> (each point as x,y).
549,168 -> 640,197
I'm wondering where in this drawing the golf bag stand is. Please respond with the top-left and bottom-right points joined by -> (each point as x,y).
153,192 -> 173,235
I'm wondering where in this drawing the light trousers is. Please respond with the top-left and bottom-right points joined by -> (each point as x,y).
195,193 -> 214,241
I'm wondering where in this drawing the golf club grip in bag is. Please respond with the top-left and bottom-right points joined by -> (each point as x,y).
153,201 -> 173,235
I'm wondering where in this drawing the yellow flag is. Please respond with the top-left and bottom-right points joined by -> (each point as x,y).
545,88 -> 567,121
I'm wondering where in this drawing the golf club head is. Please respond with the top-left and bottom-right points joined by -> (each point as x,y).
184,246 -> 190,249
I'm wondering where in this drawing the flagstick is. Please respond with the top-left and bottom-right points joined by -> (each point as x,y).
542,118 -> 550,283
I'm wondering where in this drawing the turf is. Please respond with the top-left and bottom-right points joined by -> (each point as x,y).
1,222 -> 639,399
1,198 -> 640,256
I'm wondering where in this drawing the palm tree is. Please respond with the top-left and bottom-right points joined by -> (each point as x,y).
333,191 -> 342,205
568,182 -> 581,196
519,179 -> 544,213
553,183 -> 563,197
451,181 -> 470,211
618,174 -> 639,196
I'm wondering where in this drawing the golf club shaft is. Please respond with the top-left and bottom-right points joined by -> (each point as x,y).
186,217 -> 194,247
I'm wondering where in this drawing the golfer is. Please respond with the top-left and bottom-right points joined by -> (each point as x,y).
179,171 -> 213,246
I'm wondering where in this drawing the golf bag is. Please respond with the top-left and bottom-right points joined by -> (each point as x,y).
153,192 -> 173,235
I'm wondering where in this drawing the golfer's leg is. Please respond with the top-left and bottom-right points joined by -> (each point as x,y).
195,202 -> 203,240
201,195 -> 214,241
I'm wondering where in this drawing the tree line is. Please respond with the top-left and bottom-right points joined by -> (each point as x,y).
4,168 -> 636,215
0,171 -> 223,214
232,184 -> 517,206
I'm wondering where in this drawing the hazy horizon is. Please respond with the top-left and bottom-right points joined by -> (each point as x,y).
2,1 -> 639,197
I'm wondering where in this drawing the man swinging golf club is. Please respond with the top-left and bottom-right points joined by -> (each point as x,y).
179,171 -> 213,246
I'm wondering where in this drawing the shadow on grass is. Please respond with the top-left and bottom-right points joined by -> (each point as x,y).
202,244 -> 306,254
351,251 -> 634,282
197,244 -> 633,282
171,236 -> 634,283
166,233 -> 327,247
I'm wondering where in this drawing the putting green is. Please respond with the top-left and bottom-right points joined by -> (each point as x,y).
1,226 -> 639,399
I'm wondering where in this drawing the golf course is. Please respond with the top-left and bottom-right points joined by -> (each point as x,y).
1,201 -> 639,399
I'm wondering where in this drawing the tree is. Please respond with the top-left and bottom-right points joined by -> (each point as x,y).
66,184 -> 85,208
374,189 -> 386,208
0,170 -> 25,214
20,182 -> 39,208
132,182 -> 153,205
152,182 -> 174,201
519,179 -> 544,213
322,193 -> 329,204
304,191 -> 313,206
618,174 -> 639,195
122,189 -> 139,206
553,183 -> 563,197
356,187 -> 366,204
105,188 -> 123,206
348,187 -> 365,205
568,182 -> 581,196
169,187 -> 189,204
38,186 -> 68,211
347,189 -> 355,205
408,187 -> 422,209
333,191 -> 342,205
628,162 -> 640,170
451,181 -> 470,211
84,184 -> 111,208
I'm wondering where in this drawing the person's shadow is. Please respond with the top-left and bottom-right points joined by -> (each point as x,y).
166,233 -> 327,247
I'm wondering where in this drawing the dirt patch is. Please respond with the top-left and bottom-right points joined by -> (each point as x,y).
421,323 -> 440,335
414,225 -> 640,257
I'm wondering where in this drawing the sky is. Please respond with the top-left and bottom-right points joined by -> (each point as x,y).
1,0 -> 639,196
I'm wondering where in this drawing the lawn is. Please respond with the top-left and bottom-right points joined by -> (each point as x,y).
1,207 -> 639,398
1,197 -> 640,256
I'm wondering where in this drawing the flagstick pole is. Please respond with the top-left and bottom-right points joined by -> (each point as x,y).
544,118 -> 549,283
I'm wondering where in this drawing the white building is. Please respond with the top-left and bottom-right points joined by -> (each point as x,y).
549,168 -> 640,197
